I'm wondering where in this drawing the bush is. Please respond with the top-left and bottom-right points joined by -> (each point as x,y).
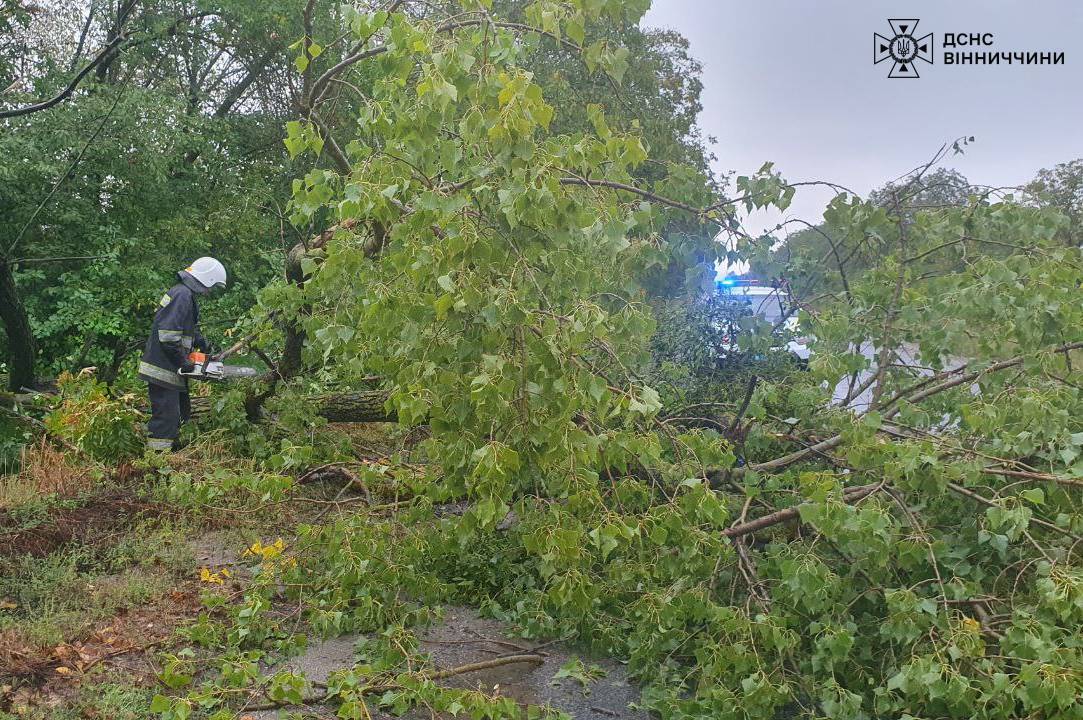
44,373 -> 143,462
0,414 -> 32,475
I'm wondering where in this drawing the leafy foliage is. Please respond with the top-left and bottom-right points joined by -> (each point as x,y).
0,0 -> 305,389
1029,158 -> 1083,248
647,292 -> 805,412
44,373 -> 142,461
3,2 -> 1083,720
146,1 -> 1083,717
146,2 -> 1083,719
0,89 -> 283,380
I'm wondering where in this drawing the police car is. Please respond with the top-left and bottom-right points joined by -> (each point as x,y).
716,277 -> 810,362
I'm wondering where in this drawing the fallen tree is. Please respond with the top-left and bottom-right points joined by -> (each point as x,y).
314,390 -> 395,424
169,4 -> 1083,718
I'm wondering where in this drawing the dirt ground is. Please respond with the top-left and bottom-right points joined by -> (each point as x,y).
0,492 -> 155,557
7,527 -> 650,719
1,585 -> 203,714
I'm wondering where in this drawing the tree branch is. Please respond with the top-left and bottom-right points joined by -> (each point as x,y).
243,653 -> 545,712
946,481 -> 1082,542
214,48 -> 277,117
69,3 -> 97,72
883,341 -> 1083,420
11,255 -> 110,265
722,483 -> 882,539
0,35 -> 128,119
0,11 -> 217,119
309,111 -> 352,174
753,341 -> 1083,474
558,177 -> 703,214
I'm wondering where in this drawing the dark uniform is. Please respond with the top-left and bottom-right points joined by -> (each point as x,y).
139,273 -> 209,450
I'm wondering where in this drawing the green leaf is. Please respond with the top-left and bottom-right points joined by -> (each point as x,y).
1020,488 -> 1045,506
434,293 -> 455,319
566,18 -> 586,46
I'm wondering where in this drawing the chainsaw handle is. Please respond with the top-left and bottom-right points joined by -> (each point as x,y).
180,352 -> 206,378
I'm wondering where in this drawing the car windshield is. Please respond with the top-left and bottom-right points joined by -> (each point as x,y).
722,290 -> 787,325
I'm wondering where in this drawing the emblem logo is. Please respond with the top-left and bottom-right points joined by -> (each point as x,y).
875,19 -> 934,78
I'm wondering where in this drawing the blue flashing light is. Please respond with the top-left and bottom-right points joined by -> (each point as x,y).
719,278 -> 736,287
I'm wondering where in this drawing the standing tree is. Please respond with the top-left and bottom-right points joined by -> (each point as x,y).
1030,158 -> 1083,247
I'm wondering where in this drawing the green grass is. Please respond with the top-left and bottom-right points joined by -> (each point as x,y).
1,677 -> 155,720
0,519 -> 197,650
0,549 -> 172,649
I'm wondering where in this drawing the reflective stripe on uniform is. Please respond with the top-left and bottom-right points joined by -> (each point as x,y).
181,335 -> 194,350
158,329 -> 183,342
138,360 -> 186,388
146,438 -> 173,451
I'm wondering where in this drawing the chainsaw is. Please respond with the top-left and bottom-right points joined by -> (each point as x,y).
179,351 -> 260,381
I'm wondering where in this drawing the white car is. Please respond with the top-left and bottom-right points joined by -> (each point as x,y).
716,282 -> 811,361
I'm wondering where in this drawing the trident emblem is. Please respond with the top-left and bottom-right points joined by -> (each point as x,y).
874,19 -> 934,78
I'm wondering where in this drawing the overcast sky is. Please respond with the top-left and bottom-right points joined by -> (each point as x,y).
643,0 -> 1083,236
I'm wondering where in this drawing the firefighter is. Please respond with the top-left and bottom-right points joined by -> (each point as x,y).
138,257 -> 227,451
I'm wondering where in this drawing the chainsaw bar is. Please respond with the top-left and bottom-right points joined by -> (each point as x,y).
180,361 -> 260,381
180,352 -> 260,381
215,364 -> 260,379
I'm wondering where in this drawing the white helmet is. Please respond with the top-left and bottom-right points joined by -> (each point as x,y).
184,257 -> 227,290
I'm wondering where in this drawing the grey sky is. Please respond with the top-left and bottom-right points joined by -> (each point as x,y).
643,0 -> 1083,236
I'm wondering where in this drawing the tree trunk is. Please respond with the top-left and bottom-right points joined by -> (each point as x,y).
316,390 -> 395,423
70,332 -> 97,373
214,49 -> 277,118
0,260 -> 36,391
102,336 -> 135,385
278,218 -> 367,380
279,241 -> 309,380
95,0 -> 137,83
192,390 -> 394,424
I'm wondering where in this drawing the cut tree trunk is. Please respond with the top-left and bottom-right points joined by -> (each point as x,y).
316,390 -> 395,423
191,389 -> 394,424
247,390 -> 739,428
313,396 -> 740,428
0,260 -> 36,391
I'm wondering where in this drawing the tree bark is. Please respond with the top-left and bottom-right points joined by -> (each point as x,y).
0,260 -> 36,391
95,0 -> 138,84
192,389 -> 393,424
214,49 -> 277,118
279,218 -> 365,380
103,336 -> 136,385
316,390 -> 394,423
279,241 -> 310,380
